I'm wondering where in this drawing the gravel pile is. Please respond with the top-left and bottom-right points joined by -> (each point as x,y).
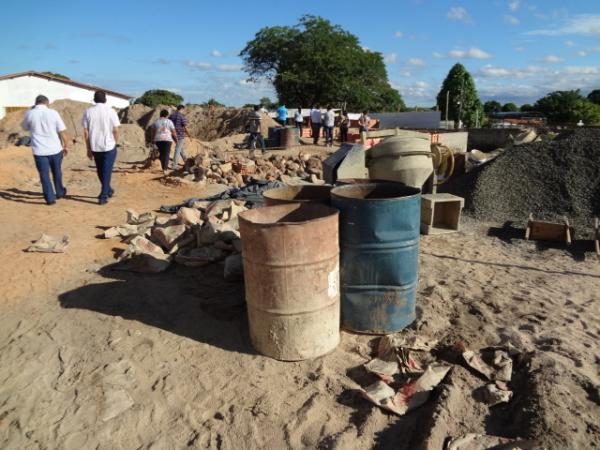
443,128 -> 600,229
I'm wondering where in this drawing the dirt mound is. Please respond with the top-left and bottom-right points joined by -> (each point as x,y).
443,128 -> 600,229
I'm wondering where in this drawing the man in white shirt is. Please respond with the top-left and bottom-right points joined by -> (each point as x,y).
20,95 -> 70,205
82,91 -> 120,205
309,106 -> 322,145
322,106 -> 335,147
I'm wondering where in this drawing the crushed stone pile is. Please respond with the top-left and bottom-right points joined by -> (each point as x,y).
443,128 -> 600,229
158,148 -> 325,189
104,202 -> 245,279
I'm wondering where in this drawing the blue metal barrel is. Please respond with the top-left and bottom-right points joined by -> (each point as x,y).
330,183 -> 421,334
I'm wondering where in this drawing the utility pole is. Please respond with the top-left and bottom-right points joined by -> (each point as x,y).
458,79 -> 464,129
445,91 -> 449,127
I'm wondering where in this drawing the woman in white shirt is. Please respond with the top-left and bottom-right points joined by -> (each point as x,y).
150,110 -> 178,174
294,108 -> 304,137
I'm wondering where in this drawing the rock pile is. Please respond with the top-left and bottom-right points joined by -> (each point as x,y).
443,128 -> 600,229
167,149 -> 326,188
104,201 -> 246,279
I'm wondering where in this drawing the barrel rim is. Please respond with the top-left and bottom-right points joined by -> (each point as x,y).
239,202 -> 339,227
330,183 -> 421,201
263,184 -> 333,203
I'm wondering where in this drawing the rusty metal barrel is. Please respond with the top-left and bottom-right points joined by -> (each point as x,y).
239,203 -> 340,360
280,126 -> 300,148
331,183 -> 421,334
263,185 -> 332,206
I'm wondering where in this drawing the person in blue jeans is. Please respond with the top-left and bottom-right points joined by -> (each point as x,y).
169,105 -> 190,170
151,110 -> 178,174
20,95 -> 70,205
82,91 -> 120,205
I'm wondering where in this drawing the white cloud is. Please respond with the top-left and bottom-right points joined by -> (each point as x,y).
432,51 -> 444,59
186,61 -> 212,70
394,31 -> 404,38
527,14 -> 600,37
564,40 -> 575,47
504,15 -> 520,25
407,58 -> 426,66
400,71 -> 412,77
384,52 -> 399,64
447,47 -> 492,59
508,0 -> 520,11
211,50 -> 223,57
577,50 -> 588,57
541,54 -> 564,63
217,64 -> 243,72
447,6 -> 473,24
514,47 -> 525,52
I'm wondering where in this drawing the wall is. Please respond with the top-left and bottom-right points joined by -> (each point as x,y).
0,75 -> 130,119
370,111 -> 441,129
437,131 -> 468,153
467,128 -> 522,151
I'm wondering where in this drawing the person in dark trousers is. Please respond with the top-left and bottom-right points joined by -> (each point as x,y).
150,110 -> 178,174
169,105 -> 190,170
82,90 -> 120,205
20,95 -> 70,205
358,110 -> 370,134
309,106 -> 322,145
339,110 -> 350,143
247,105 -> 266,155
294,108 -> 304,137
323,106 -> 335,147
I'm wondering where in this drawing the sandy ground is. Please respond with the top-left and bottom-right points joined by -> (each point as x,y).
0,144 -> 599,450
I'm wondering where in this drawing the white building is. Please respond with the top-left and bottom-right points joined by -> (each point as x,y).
0,71 -> 132,119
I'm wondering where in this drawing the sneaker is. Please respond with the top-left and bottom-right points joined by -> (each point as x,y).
98,198 -> 108,205
56,187 -> 67,199
47,200 -> 56,206
108,188 -> 115,198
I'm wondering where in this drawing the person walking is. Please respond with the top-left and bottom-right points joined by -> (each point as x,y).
358,111 -> 370,134
309,106 -> 322,145
20,95 -> 69,205
294,108 -> 304,137
339,110 -> 350,143
323,106 -> 335,147
169,105 -> 190,170
82,90 -> 120,205
247,105 -> 266,155
150,110 -> 178,175
277,104 -> 288,126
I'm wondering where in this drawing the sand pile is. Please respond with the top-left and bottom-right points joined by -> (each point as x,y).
444,128 -> 600,228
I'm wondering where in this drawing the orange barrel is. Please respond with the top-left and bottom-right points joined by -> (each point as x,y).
263,185 -> 332,206
239,203 -> 340,360
280,126 -> 300,148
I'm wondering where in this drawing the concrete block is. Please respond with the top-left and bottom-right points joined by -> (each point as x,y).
420,193 -> 464,235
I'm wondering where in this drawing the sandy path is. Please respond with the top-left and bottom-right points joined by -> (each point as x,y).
0,146 -> 598,449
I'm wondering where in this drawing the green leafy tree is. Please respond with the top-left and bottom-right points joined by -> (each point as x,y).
205,98 -> 225,107
483,100 -> 501,114
436,63 -> 483,127
534,90 -> 600,125
501,102 -> 519,112
240,15 -> 405,111
42,71 -> 70,80
259,97 -> 276,110
520,103 -> 534,112
587,89 -> 600,105
135,89 -> 183,107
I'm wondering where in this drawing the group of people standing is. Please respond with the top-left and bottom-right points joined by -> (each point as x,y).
149,105 -> 191,174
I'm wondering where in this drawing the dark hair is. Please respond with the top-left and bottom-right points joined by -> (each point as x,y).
363,110 -> 368,115
342,110 -> 348,116
35,95 -> 49,105
160,109 -> 169,117
177,104 -> 185,110
297,108 -> 301,112
254,105 -> 260,111
94,91 -> 107,103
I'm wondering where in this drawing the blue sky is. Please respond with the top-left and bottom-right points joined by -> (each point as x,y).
1,0 -> 599,107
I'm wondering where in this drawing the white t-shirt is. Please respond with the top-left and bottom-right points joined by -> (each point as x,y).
323,110 -> 335,127
81,103 -> 120,152
153,118 -> 175,142
294,111 -> 303,123
310,109 -> 321,124
21,105 -> 66,156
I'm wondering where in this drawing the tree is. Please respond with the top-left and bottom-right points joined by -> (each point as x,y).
534,90 -> 600,125
502,102 -> 519,112
587,89 -> 600,105
520,103 -> 534,112
135,90 -> 183,107
205,98 -> 225,107
259,97 -> 276,110
240,15 -> 405,111
483,100 -> 501,114
42,71 -> 69,80
436,63 -> 483,127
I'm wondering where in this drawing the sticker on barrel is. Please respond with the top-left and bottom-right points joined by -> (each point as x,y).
328,264 -> 339,298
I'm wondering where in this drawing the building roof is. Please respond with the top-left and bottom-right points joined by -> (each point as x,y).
0,71 -> 133,100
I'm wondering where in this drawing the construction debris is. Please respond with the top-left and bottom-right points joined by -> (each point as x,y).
104,202 -> 245,277
26,234 -> 69,253
446,433 -> 541,450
